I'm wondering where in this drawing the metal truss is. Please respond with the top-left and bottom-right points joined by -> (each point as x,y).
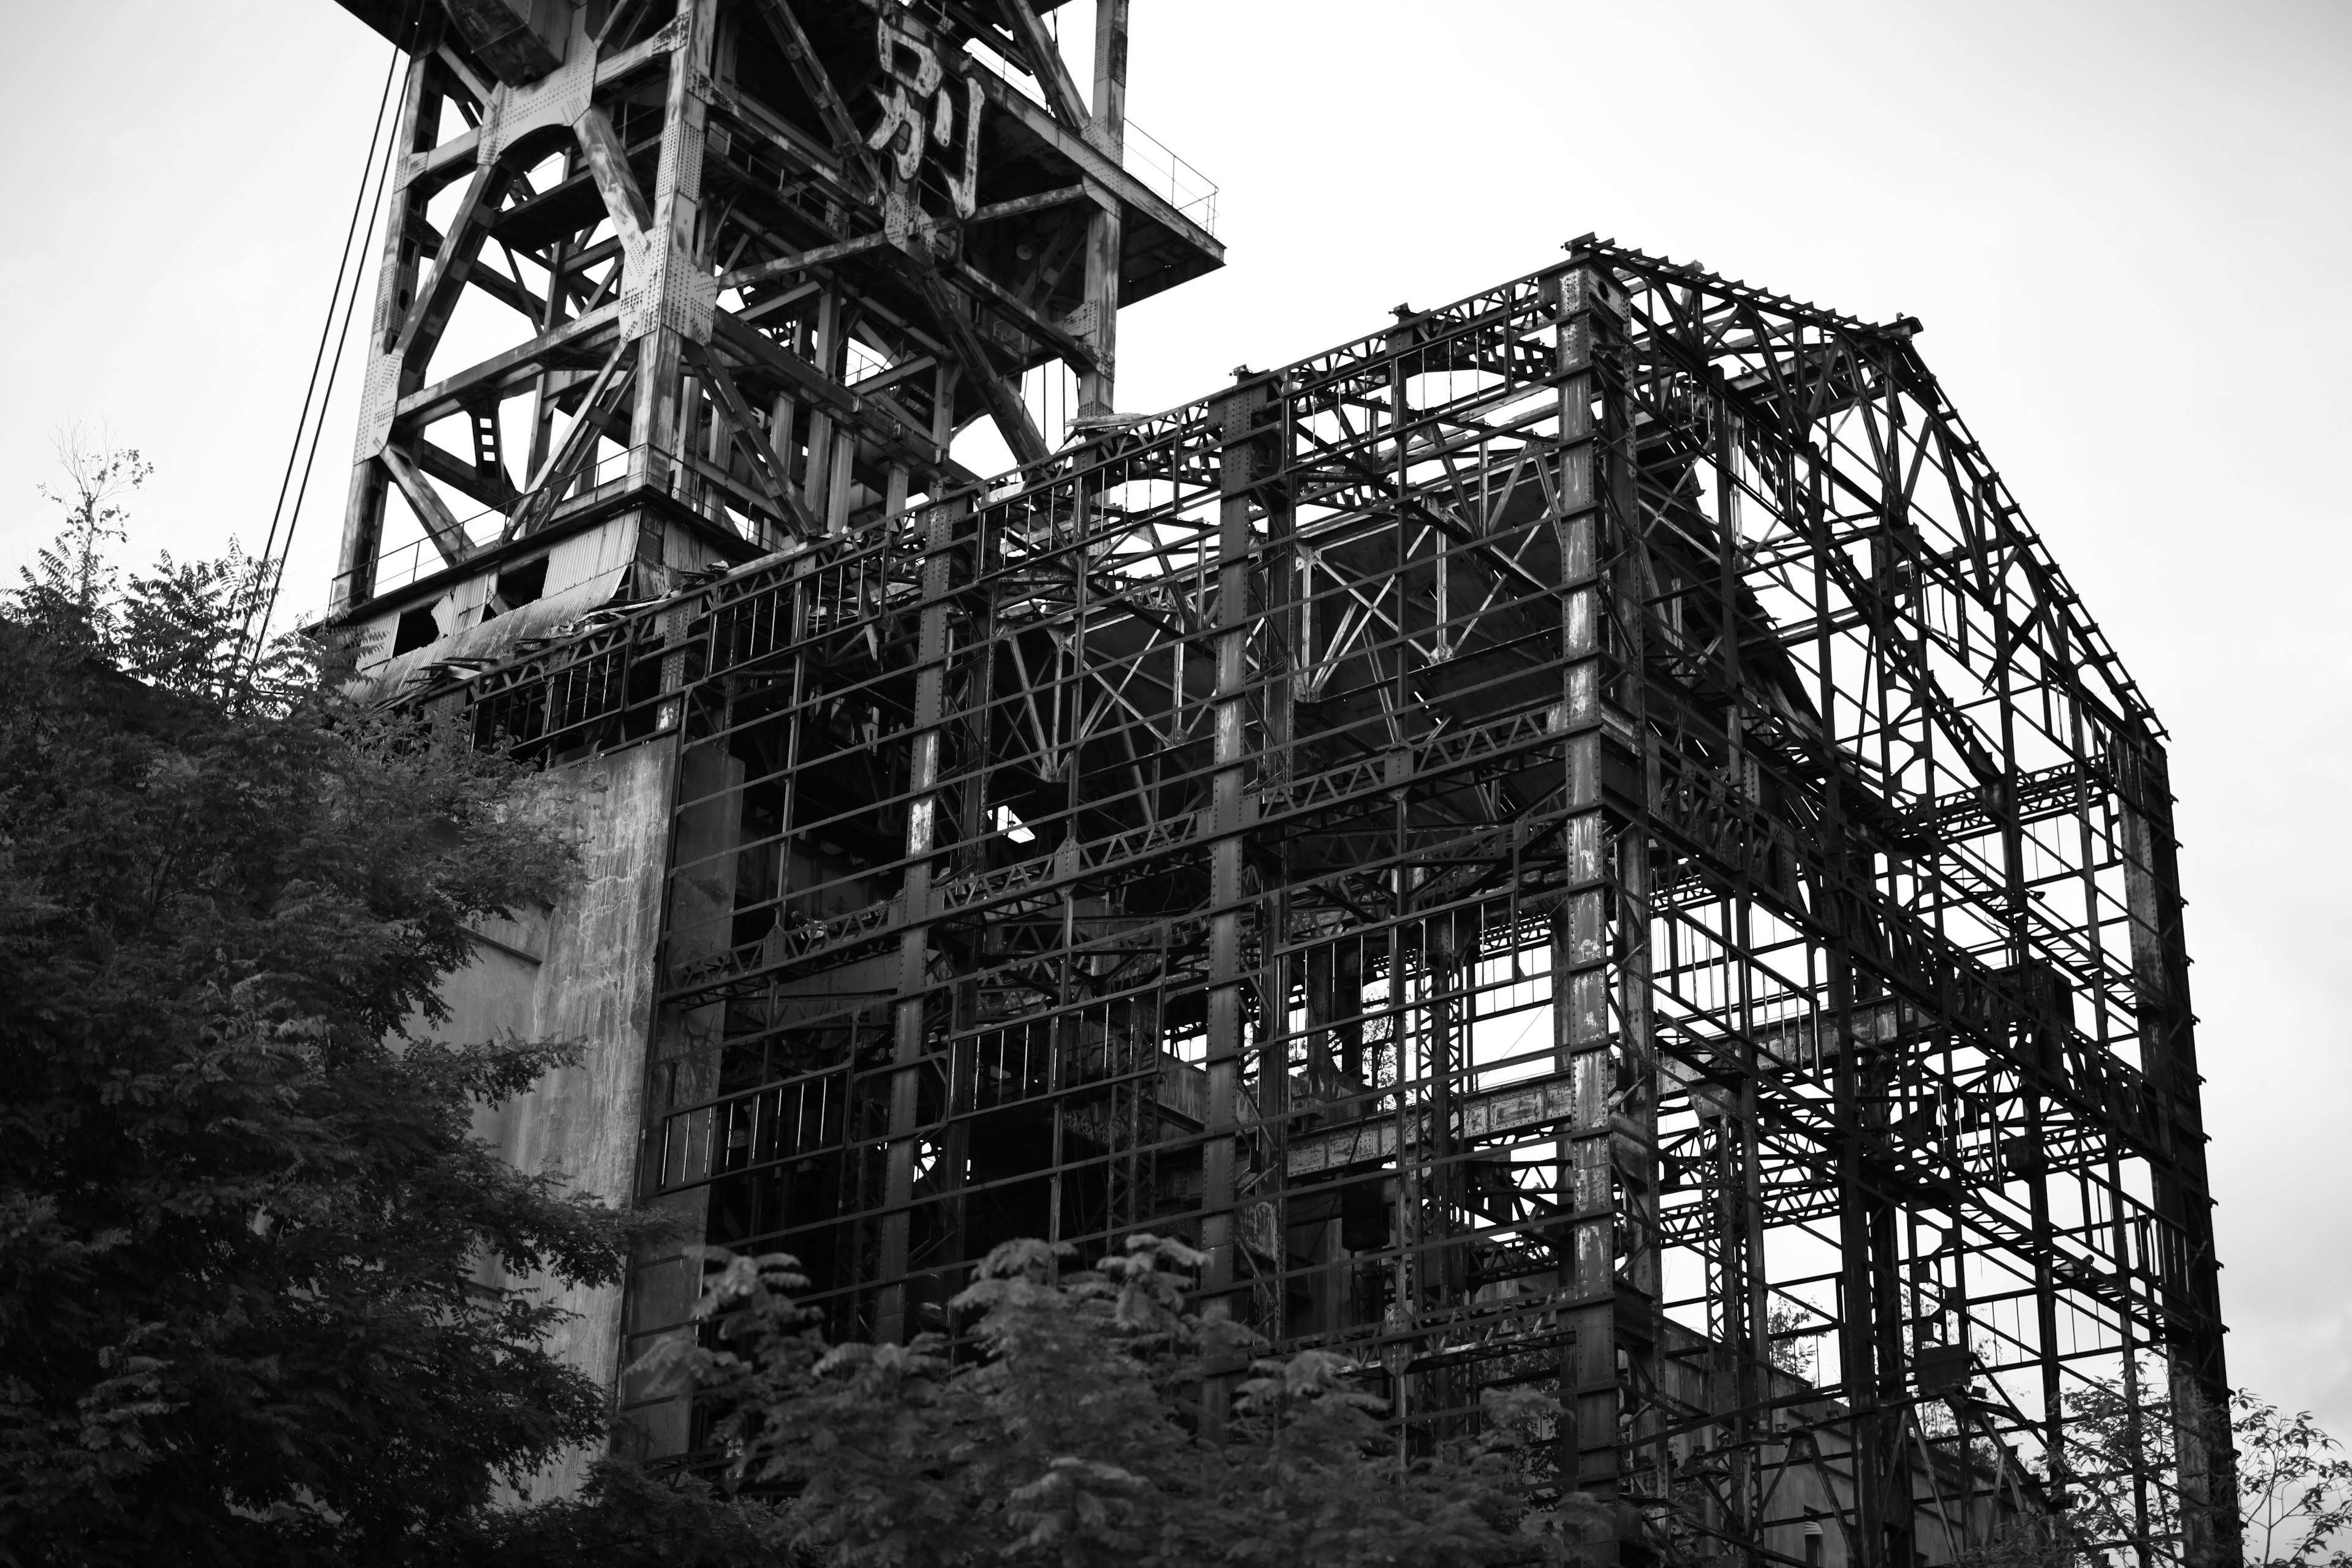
421,238 -> 2233,1568
327,0 -> 1215,626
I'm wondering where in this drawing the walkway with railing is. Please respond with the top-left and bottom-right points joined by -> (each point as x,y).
1121,119 -> 1218,236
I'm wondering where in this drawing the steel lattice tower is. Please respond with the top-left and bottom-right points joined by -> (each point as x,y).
328,0 -> 1211,638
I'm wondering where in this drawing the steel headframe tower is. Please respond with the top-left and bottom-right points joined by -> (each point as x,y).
326,0 -> 1216,669
317,0 -> 1219,1497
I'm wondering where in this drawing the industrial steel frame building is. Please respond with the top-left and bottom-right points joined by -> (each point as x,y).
321,2 -> 2234,1564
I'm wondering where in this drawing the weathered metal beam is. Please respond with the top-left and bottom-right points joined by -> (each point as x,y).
394,164 -> 513,378
379,443 -> 474,565
993,0 -> 1090,134
684,337 -> 818,542
949,256 -> 1098,370
573,104 -> 653,247
397,303 -> 620,429
440,0 -> 563,86
505,335 -> 633,538
747,0 -> 880,195
718,233 -> 891,293
415,434 -> 517,511
709,309 -> 946,473
907,262 -> 1048,470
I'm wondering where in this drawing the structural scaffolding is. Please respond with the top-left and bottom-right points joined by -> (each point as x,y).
410,240 -> 2236,1567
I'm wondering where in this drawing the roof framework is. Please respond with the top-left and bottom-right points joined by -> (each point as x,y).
418,238 -> 2234,1567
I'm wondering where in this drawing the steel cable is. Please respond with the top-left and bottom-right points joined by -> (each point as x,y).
238,40 -> 403,688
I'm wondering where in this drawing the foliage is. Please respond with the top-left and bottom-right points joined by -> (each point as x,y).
453,1458 -> 788,1568
0,470 -> 645,1564
501,1235 -> 1605,1567
18,428 -> 152,653
2059,1362 -> 2196,1565
2231,1394 -> 2352,1568
1983,1360 -> 2352,1567
1763,1301 -> 1820,1381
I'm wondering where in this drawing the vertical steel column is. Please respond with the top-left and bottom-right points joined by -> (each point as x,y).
1811,418 -> 1902,1568
1986,472 -> 2070,1511
1076,0 -> 1126,420
940,495 -> 996,1279
1550,264 -> 1619,1517
622,0 -> 716,596
800,293 -> 838,519
1200,374 -> 1272,1365
2120,736 -> 2237,1567
876,496 -> 967,1344
1261,485 -> 1299,1336
524,209 -> 575,482
1049,482 -> 1094,1259
2109,1147 -> 2157,1568
1713,398 -> 1770,1559
1596,276 -> 1664,1517
1385,325 -> 1419,1390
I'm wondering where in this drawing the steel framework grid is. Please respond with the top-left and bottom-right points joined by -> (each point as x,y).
437,239 -> 2232,1568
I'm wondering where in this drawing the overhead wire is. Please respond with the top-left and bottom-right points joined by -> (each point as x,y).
238,40 -> 404,688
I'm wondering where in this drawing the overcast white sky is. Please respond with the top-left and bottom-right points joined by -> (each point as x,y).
4,0 -> 2346,1433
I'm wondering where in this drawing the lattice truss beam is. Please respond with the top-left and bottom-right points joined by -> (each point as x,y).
442,240 -> 2232,1568
330,0 -> 1216,615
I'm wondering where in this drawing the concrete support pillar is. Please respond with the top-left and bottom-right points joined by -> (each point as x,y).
622,733 -> 740,1458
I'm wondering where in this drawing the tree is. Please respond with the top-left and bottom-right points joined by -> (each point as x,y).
18,427 -> 151,650
1764,1300 -> 1821,1381
2225,1395 -> 2352,1568
505,1234 -> 1605,1568
456,1460 -> 786,1568
2040,1361 -> 2352,1568
0,480 -> 645,1564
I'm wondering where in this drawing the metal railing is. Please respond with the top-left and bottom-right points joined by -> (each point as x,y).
371,447 -> 643,598
1120,118 -> 1218,236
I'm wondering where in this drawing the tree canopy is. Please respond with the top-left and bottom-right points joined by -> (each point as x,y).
0,494 -> 642,1563
2059,1363 -> 2352,1568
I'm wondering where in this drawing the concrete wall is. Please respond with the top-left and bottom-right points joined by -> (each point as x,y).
612,741 -> 739,1457
432,736 -> 678,1499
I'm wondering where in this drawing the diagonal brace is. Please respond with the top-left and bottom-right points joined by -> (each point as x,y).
380,444 -> 474,567
749,0 -> 883,196
993,0 -> 1090,134
505,337 -> 636,539
394,163 -> 514,375
685,338 -> 820,543
908,262 -> 1047,472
